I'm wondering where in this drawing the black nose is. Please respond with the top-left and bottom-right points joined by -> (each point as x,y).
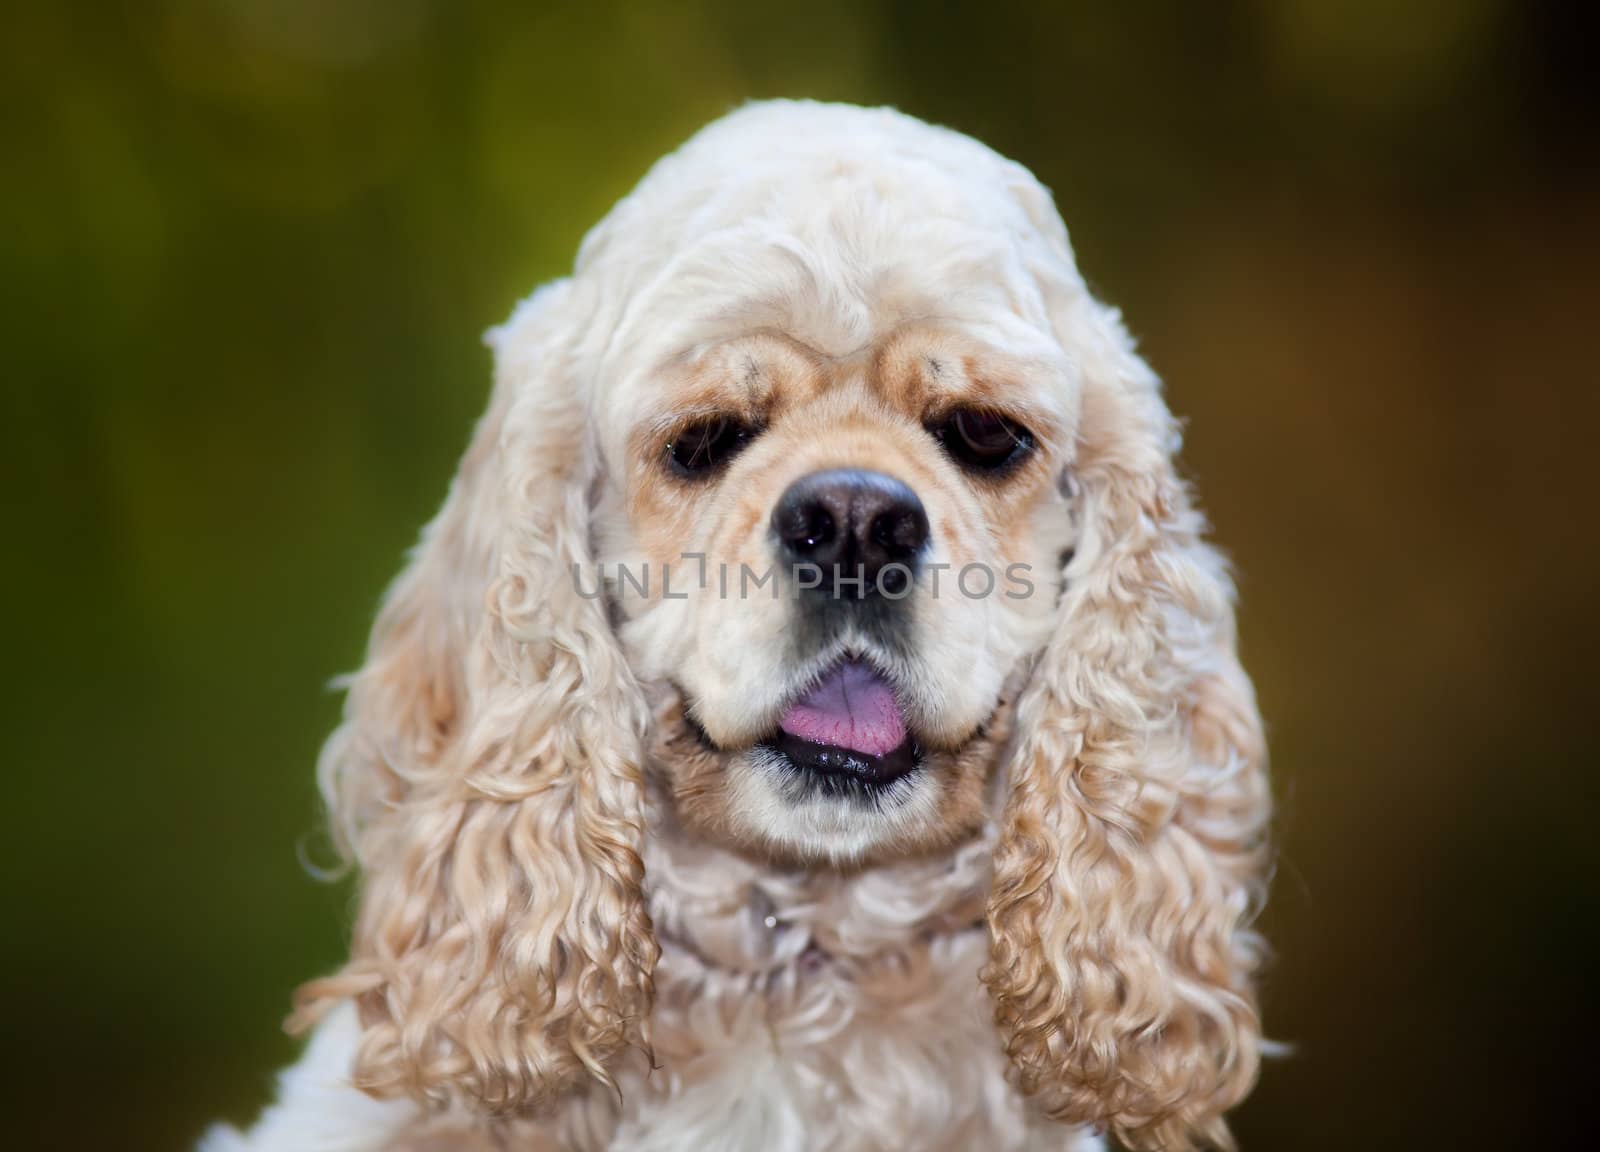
771,469 -> 929,597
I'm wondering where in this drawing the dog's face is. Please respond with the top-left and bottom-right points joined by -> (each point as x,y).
303,104 -> 1270,1151
600,323 -> 1078,862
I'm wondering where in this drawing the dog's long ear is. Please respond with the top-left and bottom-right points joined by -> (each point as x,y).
293,281 -> 657,1114
984,184 -> 1272,1151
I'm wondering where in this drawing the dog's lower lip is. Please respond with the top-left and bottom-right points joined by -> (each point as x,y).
761,729 -> 920,786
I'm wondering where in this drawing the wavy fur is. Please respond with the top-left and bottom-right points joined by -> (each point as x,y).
208,101 -> 1269,1152
293,281 -> 658,1112
983,311 -> 1268,1150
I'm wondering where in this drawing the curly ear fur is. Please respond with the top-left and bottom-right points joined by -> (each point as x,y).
985,204 -> 1272,1151
293,281 -> 658,1114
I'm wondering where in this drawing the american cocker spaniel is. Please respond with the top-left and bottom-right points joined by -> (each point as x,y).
204,100 -> 1272,1152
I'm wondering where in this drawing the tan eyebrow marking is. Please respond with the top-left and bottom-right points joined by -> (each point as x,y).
633,332 -> 828,466
871,328 -> 1071,454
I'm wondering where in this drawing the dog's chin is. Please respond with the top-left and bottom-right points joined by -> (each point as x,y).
727,740 -> 944,865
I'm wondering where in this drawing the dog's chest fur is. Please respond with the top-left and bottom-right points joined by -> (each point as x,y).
245,813 -> 1101,1152
514,818 -> 1101,1152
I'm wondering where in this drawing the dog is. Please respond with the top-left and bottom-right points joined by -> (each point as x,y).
203,100 -> 1271,1152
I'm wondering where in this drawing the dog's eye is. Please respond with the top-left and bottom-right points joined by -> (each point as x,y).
666,416 -> 757,478
932,408 -> 1034,473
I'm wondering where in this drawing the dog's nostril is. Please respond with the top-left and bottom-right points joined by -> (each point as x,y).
870,504 -> 929,558
777,500 -> 835,555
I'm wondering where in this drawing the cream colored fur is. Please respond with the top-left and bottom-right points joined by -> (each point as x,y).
204,100 -> 1269,1152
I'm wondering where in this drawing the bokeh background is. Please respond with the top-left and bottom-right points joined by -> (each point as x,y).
4,2 -> 1595,1148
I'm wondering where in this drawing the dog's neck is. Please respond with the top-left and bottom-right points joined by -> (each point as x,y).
641,793 -> 994,983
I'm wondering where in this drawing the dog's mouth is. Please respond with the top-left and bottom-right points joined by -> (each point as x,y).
757,658 -> 922,794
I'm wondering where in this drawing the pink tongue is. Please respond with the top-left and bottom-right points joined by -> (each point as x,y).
779,661 -> 907,757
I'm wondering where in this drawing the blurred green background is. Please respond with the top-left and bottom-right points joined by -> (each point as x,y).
3,2 -> 1594,1148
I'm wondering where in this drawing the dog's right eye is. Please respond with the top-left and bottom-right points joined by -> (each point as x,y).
666,417 -> 757,478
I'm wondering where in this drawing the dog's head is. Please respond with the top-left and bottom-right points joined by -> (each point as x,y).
295,103 -> 1270,1150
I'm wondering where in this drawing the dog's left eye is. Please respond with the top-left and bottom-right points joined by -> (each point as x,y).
931,408 -> 1034,473
666,417 -> 757,478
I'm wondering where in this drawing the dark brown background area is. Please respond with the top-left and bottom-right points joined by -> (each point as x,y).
3,2 -> 1594,1149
